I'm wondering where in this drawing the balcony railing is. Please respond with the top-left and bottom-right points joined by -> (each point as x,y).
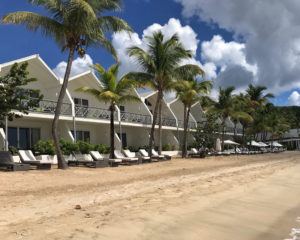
121,112 -> 152,125
162,117 -> 177,127
178,120 -> 197,129
75,106 -> 117,121
26,99 -> 72,116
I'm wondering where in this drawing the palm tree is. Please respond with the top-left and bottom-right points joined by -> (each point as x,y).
175,79 -> 212,158
126,31 -> 203,155
246,84 -> 274,109
204,87 -> 251,151
77,63 -> 140,159
232,93 -> 253,143
2,0 -> 131,169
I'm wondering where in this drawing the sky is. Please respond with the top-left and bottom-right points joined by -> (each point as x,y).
0,0 -> 299,106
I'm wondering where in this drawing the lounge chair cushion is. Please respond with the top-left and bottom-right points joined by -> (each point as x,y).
90,151 -> 105,161
123,150 -> 136,158
139,149 -> 149,157
19,150 -> 38,162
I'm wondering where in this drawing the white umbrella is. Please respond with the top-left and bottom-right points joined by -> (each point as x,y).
224,140 -> 240,146
258,142 -> 268,147
247,140 -> 261,147
272,141 -> 283,147
216,138 -> 222,152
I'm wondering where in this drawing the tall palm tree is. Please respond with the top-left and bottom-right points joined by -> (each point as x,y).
126,31 -> 203,155
232,93 -> 253,143
175,79 -> 212,158
204,87 -> 251,151
77,63 -> 140,159
2,0 -> 131,169
246,84 -> 274,109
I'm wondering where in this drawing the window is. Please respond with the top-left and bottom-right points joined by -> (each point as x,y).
74,98 -> 89,107
74,98 -> 89,117
71,130 -> 90,143
8,127 -> 40,149
119,106 -> 125,113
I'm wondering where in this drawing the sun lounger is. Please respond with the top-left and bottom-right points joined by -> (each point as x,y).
139,149 -> 158,162
0,151 -> 30,171
90,151 -> 117,167
151,149 -> 170,160
123,149 -> 150,163
188,148 -> 206,158
114,150 -> 139,165
18,150 -> 51,170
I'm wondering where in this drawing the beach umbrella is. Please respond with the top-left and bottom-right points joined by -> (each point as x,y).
272,141 -> 283,147
247,140 -> 261,147
216,138 -> 222,152
258,142 -> 268,147
224,140 -> 240,145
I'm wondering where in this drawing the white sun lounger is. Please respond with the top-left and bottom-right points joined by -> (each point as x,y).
18,150 -> 51,170
90,151 -> 121,167
114,150 -> 139,165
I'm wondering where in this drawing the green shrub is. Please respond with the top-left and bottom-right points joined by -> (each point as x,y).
162,144 -> 172,151
128,146 -> 139,152
8,146 -> 18,155
77,141 -> 94,154
34,140 -> 55,155
94,144 -> 110,154
59,139 -> 79,155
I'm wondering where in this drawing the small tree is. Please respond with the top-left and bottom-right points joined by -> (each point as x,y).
175,79 -> 212,158
194,112 -> 220,150
0,62 -> 42,123
0,62 -> 42,150
77,63 -> 141,158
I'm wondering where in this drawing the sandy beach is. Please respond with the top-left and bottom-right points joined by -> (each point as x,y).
1,152 -> 300,240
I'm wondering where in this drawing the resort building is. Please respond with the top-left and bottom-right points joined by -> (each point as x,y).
0,55 -> 241,151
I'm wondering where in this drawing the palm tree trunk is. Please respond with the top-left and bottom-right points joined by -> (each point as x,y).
148,91 -> 161,157
158,98 -> 163,155
110,104 -> 115,159
52,47 -> 75,170
182,105 -> 187,158
221,121 -> 225,151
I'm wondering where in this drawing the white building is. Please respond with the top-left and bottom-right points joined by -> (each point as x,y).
0,55 -> 241,151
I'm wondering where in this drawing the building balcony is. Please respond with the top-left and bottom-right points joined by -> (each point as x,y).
26,99 -> 72,116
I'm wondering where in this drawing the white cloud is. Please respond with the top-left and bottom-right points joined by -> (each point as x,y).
112,18 -> 206,77
174,0 -> 300,94
53,54 -> 94,79
288,91 -> 300,106
201,35 -> 257,76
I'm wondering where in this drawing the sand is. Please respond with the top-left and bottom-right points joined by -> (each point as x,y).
0,152 -> 300,239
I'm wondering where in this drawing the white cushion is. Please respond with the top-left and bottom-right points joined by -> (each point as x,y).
114,150 -> 124,159
90,151 -> 104,161
123,149 -> 135,158
139,149 -> 148,157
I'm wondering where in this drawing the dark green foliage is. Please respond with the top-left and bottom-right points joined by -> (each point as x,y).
277,106 -> 300,129
59,139 -> 79,155
194,113 -> 221,149
8,146 -> 18,155
93,144 -> 110,154
34,140 -> 55,155
0,62 -> 43,124
77,141 -> 94,154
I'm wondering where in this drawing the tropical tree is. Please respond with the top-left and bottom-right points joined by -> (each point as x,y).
127,31 -> 203,155
77,63 -> 140,159
246,84 -> 274,110
2,0 -> 131,169
203,87 -> 251,151
0,62 -> 42,123
232,93 -> 253,143
175,79 -> 212,158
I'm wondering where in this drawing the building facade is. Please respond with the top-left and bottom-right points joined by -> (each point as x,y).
0,55 -> 242,151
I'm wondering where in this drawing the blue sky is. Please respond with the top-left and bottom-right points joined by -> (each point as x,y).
0,0 -> 297,106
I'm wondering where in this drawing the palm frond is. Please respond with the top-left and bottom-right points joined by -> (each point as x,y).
98,16 -> 132,32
